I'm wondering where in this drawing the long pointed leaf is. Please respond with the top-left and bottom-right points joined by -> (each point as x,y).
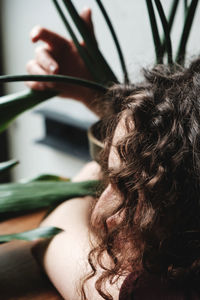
0,89 -> 57,133
168,0 -> 180,31
0,159 -> 19,175
0,180 -> 100,216
21,174 -> 70,183
154,0 -> 173,64
145,0 -> 163,64
176,0 -> 199,65
0,226 -> 62,244
52,0 -> 100,82
0,74 -> 107,133
0,74 -> 107,91
184,0 -> 189,17
61,0 -> 118,85
161,0 -> 180,57
95,0 -> 129,84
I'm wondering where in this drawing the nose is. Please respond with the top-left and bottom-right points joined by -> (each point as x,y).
100,184 -> 114,202
90,184 -> 121,229
98,184 -> 121,216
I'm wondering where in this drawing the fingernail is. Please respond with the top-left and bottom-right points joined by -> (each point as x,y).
31,26 -> 40,39
49,64 -> 57,72
82,6 -> 89,12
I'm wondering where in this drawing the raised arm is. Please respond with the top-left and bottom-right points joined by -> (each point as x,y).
26,8 -> 104,115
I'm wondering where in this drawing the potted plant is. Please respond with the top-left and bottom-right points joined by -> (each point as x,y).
0,0 -> 199,242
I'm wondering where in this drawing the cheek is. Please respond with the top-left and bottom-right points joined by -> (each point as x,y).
90,185 -> 121,228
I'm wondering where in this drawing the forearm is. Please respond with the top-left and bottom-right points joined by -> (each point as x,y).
26,10 -> 116,119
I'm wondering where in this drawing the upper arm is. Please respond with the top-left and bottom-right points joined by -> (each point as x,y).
33,196 -> 122,300
35,197 -> 102,299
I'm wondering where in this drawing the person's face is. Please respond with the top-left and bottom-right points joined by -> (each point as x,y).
91,115 -> 127,229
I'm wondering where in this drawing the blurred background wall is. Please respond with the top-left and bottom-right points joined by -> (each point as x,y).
1,0 -> 200,181
0,2 -> 10,182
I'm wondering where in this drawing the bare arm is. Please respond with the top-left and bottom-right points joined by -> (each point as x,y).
26,8 -> 105,116
32,162 -> 122,300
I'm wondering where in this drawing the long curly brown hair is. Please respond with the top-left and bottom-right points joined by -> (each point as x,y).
82,59 -> 200,299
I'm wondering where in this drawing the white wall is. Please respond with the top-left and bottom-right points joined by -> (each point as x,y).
1,0 -> 200,181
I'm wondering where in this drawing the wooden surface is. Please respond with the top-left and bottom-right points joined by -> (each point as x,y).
0,210 -> 63,300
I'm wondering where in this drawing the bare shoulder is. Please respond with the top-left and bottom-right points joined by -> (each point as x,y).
40,196 -> 94,230
33,196 -> 123,300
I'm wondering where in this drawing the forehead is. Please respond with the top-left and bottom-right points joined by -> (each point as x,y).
108,114 -> 128,170
107,91 -> 143,170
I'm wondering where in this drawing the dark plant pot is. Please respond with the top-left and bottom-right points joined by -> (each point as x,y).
88,120 -> 104,162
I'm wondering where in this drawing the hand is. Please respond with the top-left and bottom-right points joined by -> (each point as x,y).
26,8 -> 101,107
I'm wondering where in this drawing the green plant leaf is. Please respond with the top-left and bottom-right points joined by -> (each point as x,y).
184,0 -> 189,17
145,0 -> 163,64
168,0 -> 180,31
0,180 -> 100,217
52,0 -> 100,82
0,226 -> 62,244
176,0 -> 199,65
154,0 -> 173,64
161,0 -> 180,57
21,174 -> 70,183
60,0 -> 118,85
0,89 -> 57,133
0,159 -> 19,175
0,74 -> 107,91
0,74 -> 107,133
95,0 -> 129,84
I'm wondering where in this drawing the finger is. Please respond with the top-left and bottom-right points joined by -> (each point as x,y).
30,26 -> 69,50
25,80 -> 46,91
26,60 -> 54,90
80,8 -> 97,44
26,59 -> 47,75
35,46 -> 59,74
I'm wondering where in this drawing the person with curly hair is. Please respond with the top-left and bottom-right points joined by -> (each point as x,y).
27,8 -> 200,300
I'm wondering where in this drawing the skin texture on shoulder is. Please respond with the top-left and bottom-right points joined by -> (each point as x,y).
34,169 -> 125,299
38,196 -> 124,300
